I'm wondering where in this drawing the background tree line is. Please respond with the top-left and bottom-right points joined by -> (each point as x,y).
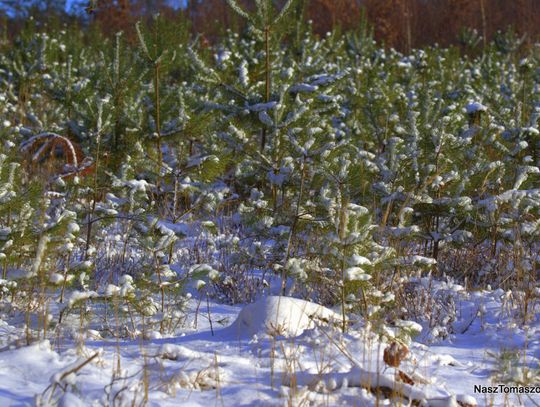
2,0 -> 540,52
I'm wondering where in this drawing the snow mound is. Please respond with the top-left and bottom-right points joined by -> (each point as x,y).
228,296 -> 342,338
466,101 -> 487,114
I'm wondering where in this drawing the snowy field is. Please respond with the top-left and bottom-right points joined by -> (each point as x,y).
0,280 -> 538,407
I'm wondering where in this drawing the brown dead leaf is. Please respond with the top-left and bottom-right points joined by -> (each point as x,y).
383,341 -> 409,368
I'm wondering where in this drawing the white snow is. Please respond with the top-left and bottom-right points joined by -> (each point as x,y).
0,286 -> 536,406
344,266 -> 371,281
258,110 -> 274,126
248,101 -> 277,112
227,295 -> 342,338
348,254 -> 372,266
465,101 -> 487,114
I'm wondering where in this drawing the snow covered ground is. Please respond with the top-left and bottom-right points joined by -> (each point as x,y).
0,281 -> 538,407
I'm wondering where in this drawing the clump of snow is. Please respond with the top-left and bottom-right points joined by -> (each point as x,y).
456,394 -> 478,406
58,392 -> 86,407
124,179 -> 150,192
398,255 -> 437,266
258,111 -> 273,126
159,344 -> 200,361
228,296 -> 342,338
394,319 -> 423,334
347,254 -> 372,266
522,126 -> 539,135
465,101 -> 487,114
344,267 -> 371,281
195,279 -> 206,290
284,258 -> 309,282
67,290 -> 98,307
248,101 -> 277,112
289,83 -> 318,93
49,273 -> 72,284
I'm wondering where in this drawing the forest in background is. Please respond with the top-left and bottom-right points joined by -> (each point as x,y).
2,0 -> 540,52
